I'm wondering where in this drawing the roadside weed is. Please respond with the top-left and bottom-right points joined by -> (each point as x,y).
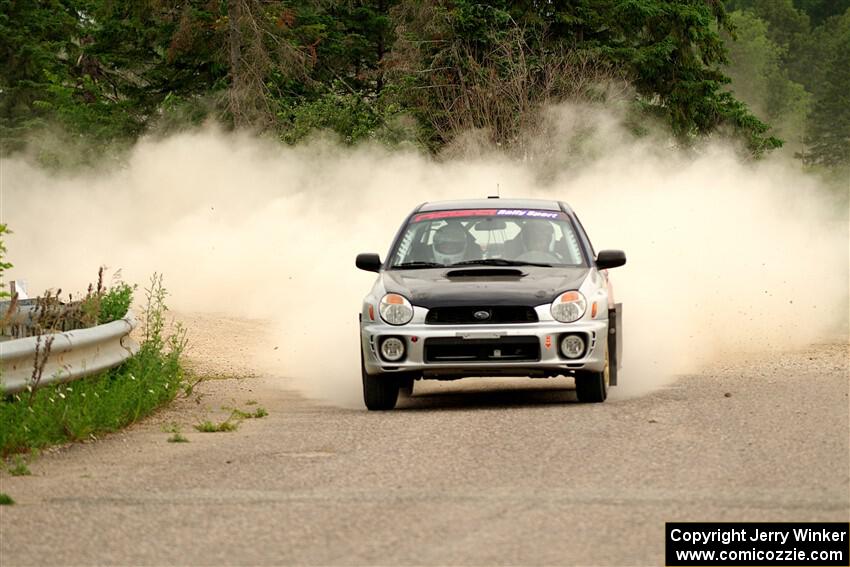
224,406 -> 268,420
6,455 -> 31,476
194,419 -> 239,433
167,431 -> 189,443
164,423 -> 189,443
228,408 -> 253,420
0,493 -> 13,505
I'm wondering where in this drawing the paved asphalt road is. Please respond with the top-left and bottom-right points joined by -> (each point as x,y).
1,339 -> 847,566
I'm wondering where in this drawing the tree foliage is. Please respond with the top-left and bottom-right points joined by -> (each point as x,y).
0,0 -> 88,152
800,27 -> 850,166
722,1 -> 850,166
722,10 -> 810,150
389,0 -> 781,154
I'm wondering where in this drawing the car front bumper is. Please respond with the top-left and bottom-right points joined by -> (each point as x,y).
360,319 -> 609,378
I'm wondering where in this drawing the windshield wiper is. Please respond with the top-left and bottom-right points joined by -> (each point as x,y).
392,261 -> 445,269
449,259 -> 552,268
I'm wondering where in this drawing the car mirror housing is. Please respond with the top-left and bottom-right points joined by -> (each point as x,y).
596,250 -> 626,270
356,253 -> 383,273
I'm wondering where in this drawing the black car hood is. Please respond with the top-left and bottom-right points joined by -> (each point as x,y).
382,266 -> 589,308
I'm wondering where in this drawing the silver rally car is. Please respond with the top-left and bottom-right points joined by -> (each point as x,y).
356,198 -> 626,410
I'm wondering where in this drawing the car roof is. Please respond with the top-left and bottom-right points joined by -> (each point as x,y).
417,198 -> 571,213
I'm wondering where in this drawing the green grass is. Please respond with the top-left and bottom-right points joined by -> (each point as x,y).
0,493 -> 13,505
0,274 -> 187,456
0,341 -> 184,455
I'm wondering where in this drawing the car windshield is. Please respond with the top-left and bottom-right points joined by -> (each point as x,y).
389,208 -> 586,268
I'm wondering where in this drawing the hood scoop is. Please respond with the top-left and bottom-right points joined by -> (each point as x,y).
445,268 -> 525,278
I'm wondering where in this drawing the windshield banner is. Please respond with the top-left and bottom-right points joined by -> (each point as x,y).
412,209 -> 566,223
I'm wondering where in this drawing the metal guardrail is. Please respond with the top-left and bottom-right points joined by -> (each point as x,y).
1,299 -> 41,339
1,298 -> 102,339
0,312 -> 139,395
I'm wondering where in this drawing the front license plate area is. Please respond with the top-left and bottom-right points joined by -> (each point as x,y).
424,336 -> 540,363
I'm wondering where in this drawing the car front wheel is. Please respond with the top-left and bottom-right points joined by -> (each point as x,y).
575,351 -> 609,403
361,351 -> 400,410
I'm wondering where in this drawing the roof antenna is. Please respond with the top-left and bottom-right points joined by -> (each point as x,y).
489,184 -> 500,199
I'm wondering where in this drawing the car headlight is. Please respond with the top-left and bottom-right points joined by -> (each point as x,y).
379,293 -> 414,325
551,290 -> 587,323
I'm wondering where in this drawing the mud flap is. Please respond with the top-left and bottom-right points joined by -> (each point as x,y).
607,303 -> 623,386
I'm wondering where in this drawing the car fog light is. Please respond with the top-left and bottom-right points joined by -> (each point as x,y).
380,337 -> 405,361
560,334 -> 585,359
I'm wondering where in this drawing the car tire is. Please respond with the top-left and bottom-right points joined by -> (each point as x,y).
361,351 -> 400,410
575,351 -> 609,403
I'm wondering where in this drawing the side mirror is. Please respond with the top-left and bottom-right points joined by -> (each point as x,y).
356,253 -> 383,273
596,250 -> 626,270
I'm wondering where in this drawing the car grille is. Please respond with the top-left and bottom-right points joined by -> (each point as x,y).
425,306 -> 538,325
424,336 -> 540,363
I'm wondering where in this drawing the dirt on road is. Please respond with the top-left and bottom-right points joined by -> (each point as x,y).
1,313 -> 848,566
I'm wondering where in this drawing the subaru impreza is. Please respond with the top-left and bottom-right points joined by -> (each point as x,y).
356,198 -> 625,410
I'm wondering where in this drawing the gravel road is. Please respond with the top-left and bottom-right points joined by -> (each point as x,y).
1,315 -> 847,566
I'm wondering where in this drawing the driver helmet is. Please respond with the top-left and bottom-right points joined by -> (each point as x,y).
521,221 -> 555,252
433,222 -> 468,265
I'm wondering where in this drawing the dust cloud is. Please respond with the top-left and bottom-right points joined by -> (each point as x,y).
2,105 -> 847,406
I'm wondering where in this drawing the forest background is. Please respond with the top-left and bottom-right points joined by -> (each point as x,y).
1,0 -> 848,176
